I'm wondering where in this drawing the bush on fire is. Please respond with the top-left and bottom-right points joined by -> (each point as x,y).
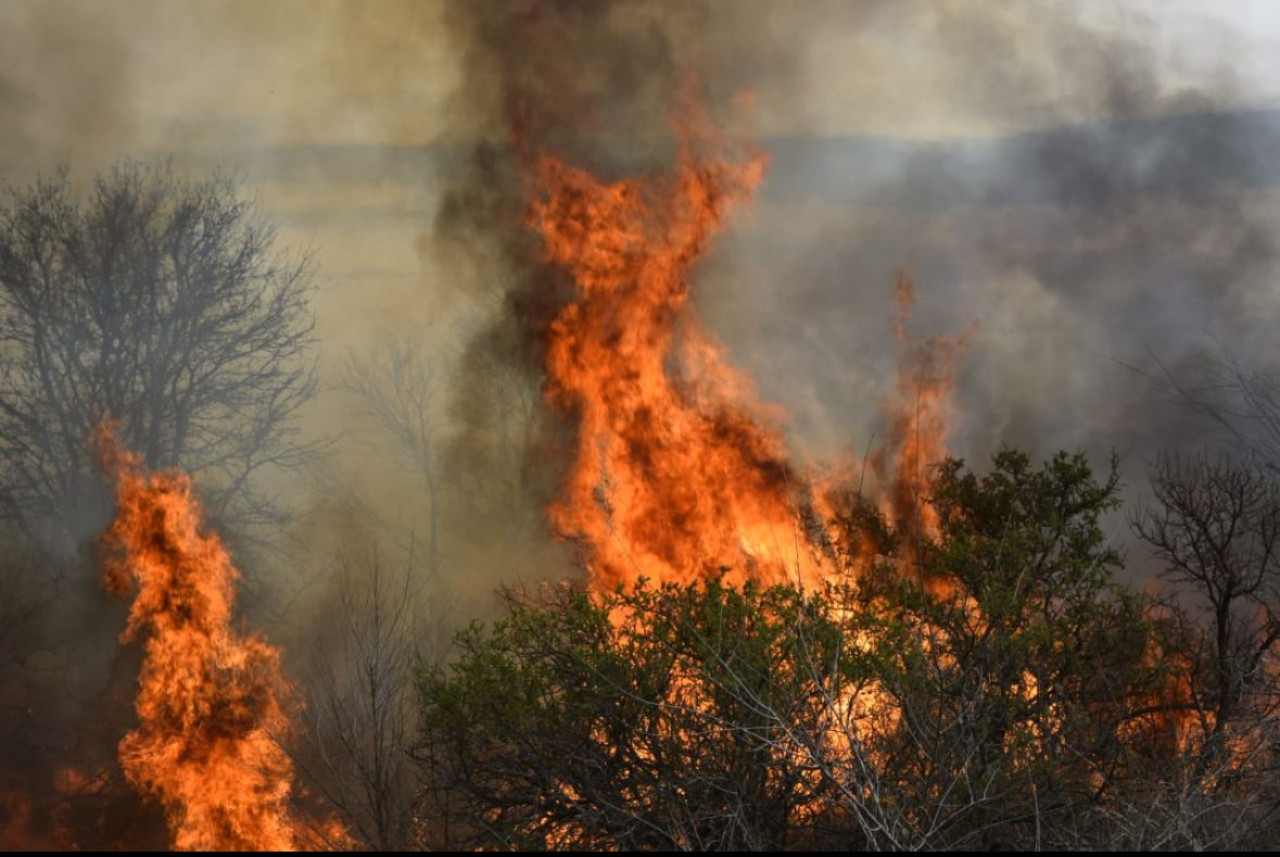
412,450 -> 1274,850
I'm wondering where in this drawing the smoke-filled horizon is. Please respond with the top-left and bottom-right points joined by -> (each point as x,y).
3,0 -> 1280,590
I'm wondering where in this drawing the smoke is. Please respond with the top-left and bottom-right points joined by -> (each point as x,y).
721,5 -> 1280,459
0,2 -> 141,177
426,0 -> 1280,586
0,0 -> 1272,637
2,1 -> 1273,581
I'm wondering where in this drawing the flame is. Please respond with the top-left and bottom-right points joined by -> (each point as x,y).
510,92 -> 1280,847
871,273 -> 970,591
0,781 -> 69,852
95,426 -> 301,852
521,114 -> 966,842
526,109 -> 971,600
528,121 -> 836,593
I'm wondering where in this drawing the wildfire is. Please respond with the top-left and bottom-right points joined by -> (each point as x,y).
96,427 -> 301,852
528,121 -> 837,593
526,106 -> 969,599
870,273 -> 970,592
521,107 -> 978,844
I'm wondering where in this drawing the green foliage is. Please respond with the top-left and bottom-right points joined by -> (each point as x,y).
415,577 -> 862,850
930,449 -> 1125,606
859,449 -> 1160,848
414,449 -> 1175,850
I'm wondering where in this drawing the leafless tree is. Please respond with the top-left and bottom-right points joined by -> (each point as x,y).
443,310 -> 551,555
1130,450 -> 1280,769
0,160 -> 316,551
1149,349 -> 1280,471
343,324 -> 551,654
344,339 -> 443,578
297,549 -> 420,851
1096,748 -> 1274,851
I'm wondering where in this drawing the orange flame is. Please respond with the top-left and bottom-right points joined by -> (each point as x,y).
871,273 -> 970,589
96,426 -> 300,852
526,106 -> 971,597
528,125 -> 838,592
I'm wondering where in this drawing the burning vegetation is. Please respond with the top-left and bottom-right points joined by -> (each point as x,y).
4,3 -> 1280,853
0,100 -> 1275,852
528,112 -> 971,599
0,98 -> 1273,853
409,97 -> 1280,850
96,426 -> 304,851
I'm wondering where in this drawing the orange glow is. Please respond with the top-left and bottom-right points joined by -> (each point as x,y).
96,426 -> 301,852
0,786 -> 66,851
521,112 -> 971,840
871,273 -> 969,592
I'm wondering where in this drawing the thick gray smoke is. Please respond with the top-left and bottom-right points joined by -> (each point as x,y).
431,0 -> 1280,584
3,1 -> 1273,585
716,12 -> 1280,539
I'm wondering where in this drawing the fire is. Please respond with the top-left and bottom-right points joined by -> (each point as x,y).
526,111 -> 969,599
96,427 -> 301,852
0,784 -> 68,851
528,121 -> 834,592
519,106 -> 986,843
871,273 -> 970,591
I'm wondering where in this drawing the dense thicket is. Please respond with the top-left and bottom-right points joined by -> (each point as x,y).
412,450 -> 1280,851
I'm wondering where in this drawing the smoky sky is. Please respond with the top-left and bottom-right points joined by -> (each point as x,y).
423,0 -> 1280,587
434,9 -> 1278,431
2,0 -> 1280,586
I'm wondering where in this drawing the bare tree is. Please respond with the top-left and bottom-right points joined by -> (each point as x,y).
1149,349 -> 1280,471
297,549 -> 420,851
443,310 -> 551,555
344,339 -> 443,578
1097,749 -> 1275,851
0,160 -> 316,550
342,325 -> 550,659
1130,450 -> 1280,768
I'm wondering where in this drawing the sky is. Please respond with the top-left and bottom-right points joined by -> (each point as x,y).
5,1 -> 1280,154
